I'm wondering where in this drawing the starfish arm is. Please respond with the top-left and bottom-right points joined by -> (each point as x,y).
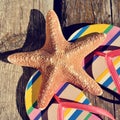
78,69 -> 103,95
37,66 -> 65,110
7,50 -> 50,69
67,33 -> 106,58
66,67 -> 103,96
43,10 -> 69,53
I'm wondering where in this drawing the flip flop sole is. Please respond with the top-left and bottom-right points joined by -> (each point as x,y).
25,70 -> 101,120
69,24 -> 120,94
25,24 -> 119,120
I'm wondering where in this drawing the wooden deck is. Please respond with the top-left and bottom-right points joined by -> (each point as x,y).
0,0 -> 120,120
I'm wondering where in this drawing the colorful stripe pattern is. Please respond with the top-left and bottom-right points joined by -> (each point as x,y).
25,24 -> 120,120
69,24 -> 120,92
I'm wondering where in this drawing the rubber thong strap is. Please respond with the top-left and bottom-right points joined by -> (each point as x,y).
54,95 -> 115,120
95,49 -> 120,94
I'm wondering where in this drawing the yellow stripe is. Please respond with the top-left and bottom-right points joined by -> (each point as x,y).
75,92 -> 85,101
64,108 -> 73,117
64,24 -> 111,118
96,56 -> 120,83
96,69 -> 109,82
114,56 -> 120,68
64,56 -> 120,118
65,25 -> 120,118
64,92 -> 85,117
25,24 -> 120,119
81,24 -> 109,37
25,76 -> 42,110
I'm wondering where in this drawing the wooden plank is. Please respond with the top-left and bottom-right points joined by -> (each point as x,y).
0,0 -> 53,120
61,0 -> 112,27
112,0 -> 120,26
0,0 -> 53,39
39,0 -> 54,16
107,1 -> 120,120
0,62 -> 23,120
0,0 -> 120,120
111,2 -> 120,119
60,0 -> 120,120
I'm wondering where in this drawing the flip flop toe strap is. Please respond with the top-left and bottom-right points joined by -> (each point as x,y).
95,49 -> 120,94
106,55 -> 120,93
54,95 -> 115,120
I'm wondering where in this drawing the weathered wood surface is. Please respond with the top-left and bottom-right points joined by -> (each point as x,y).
0,0 -> 120,120
60,0 -> 120,39
60,0 -> 120,120
0,0 -> 53,120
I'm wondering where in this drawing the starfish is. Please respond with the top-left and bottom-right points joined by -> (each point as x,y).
8,10 -> 106,110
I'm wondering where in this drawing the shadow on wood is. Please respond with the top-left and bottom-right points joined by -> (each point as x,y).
0,8 -> 102,119
1,7 -> 119,120
0,9 -> 46,120
84,45 -> 120,103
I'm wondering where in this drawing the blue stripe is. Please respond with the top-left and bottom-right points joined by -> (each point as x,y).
56,83 -> 69,96
34,112 -> 42,120
84,31 -> 120,69
69,99 -> 90,120
105,31 -> 120,45
34,103 -> 51,120
103,65 -> 120,87
69,110 -> 82,120
102,76 -> 113,87
82,98 -> 90,104
27,71 -> 41,90
117,66 -> 120,75
70,26 -> 89,41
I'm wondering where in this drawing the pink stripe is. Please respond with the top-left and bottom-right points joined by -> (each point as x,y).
82,26 -> 120,67
89,114 -> 101,120
29,108 -> 40,120
103,26 -> 120,45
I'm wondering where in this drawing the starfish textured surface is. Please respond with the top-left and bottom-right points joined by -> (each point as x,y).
8,10 -> 106,110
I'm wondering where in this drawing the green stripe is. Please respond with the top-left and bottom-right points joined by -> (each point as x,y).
84,113 -> 92,120
27,106 -> 34,114
27,101 -> 37,114
104,24 -> 113,34
113,87 -> 117,92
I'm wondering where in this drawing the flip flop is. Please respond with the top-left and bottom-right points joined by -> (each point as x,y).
69,24 -> 120,95
25,70 -> 115,120
95,49 -> 120,94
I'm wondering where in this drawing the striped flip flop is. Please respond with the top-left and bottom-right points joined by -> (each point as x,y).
69,24 -> 120,95
25,70 -> 114,120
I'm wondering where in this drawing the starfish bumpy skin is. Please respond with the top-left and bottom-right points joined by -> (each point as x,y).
8,10 -> 106,110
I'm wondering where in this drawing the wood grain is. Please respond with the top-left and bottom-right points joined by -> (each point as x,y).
60,0 -> 120,120
0,0 -> 120,120
0,0 -> 53,120
112,0 -> 120,26
61,0 -> 112,27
